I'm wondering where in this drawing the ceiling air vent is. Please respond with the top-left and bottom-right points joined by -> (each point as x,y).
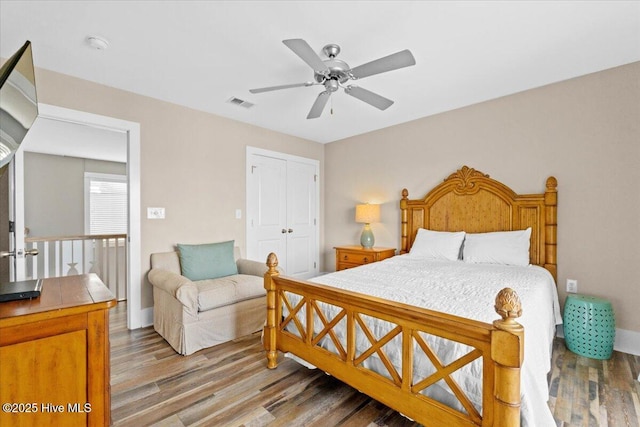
226,97 -> 254,109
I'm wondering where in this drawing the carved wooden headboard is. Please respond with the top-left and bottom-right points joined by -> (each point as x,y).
400,166 -> 558,280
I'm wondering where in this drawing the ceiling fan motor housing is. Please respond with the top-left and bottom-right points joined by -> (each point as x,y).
314,58 -> 351,85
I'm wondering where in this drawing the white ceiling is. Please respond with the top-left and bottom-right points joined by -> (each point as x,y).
23,117 -> 128,163
1,1 -> 639,144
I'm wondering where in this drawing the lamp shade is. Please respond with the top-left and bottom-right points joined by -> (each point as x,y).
355,204 -> 380,224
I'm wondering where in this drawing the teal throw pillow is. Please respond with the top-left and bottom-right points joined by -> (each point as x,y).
177,240 -> 238,281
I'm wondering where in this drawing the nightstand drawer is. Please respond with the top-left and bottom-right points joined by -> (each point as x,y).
337,262 -> 361,271
334,246 -> 396,271
339,251 -> 376,265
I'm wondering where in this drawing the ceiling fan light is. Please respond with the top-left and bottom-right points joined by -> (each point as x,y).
325,79 -> 339,92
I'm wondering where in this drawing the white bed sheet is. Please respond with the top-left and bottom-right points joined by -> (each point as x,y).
283,254 -> 561,427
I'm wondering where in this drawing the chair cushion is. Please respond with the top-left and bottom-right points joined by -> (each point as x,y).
177,240 -> 238,281
195,274 -> 265,312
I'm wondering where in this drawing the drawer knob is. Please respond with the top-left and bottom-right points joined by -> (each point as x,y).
363,257 -> 368,263
343,255 -> 348,260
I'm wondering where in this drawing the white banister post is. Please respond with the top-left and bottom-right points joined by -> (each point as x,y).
43,241 -> 49,278
115,237 -> 120,300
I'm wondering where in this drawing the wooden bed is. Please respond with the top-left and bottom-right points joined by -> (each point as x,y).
263,166 -> 558,427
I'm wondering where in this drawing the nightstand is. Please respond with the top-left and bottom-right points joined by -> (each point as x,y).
334,245 -> 396,271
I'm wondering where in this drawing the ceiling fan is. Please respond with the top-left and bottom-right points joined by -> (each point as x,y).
249,39 -> 416,119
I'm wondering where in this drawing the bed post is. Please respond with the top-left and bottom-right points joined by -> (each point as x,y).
264,252 -> 280,369
544,177 -> 558,281
400,188 -> 409,254
492,288 -> 524,427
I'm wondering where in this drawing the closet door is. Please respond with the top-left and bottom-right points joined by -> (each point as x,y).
285,160 -> 316,277
246,148 -> 318,278
247,154 -> 287,269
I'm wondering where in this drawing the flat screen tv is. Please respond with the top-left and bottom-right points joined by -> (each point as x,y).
0,41 -> 38,178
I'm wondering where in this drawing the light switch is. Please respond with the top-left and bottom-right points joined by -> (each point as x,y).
147,207 -> 165,219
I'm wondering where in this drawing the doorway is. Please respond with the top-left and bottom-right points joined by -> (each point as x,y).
9,104 -> 142,329
0,170 -> 9,282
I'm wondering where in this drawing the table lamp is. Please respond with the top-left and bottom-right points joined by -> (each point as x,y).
355,204 -> 380,248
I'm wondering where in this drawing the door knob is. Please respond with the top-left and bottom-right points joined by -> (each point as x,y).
281,229 -> 287,234
0,249 -> 39,258
287,229 -> 293,233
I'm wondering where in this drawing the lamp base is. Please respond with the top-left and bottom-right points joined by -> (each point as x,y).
360,224 -> 375,249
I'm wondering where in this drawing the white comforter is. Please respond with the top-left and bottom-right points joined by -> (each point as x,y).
287,254 -> 561,427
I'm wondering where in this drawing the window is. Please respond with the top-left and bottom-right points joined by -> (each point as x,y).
84,173 -> 127,235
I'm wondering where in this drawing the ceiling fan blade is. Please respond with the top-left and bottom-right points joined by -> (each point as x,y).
344,86 -> 394,110
307,91 -> 331,119
349,49 -> 416,79
249,82 -> 313,94
283,39 -> 329,73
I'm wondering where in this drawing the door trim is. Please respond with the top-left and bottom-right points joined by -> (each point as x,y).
33,104 -> 142,329
246,146 -> 320,273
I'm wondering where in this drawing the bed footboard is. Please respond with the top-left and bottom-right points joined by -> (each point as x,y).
263,253 -> 525,427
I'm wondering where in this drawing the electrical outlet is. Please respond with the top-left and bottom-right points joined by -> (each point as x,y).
147,207 -> 165,219
566,279 -> 578,293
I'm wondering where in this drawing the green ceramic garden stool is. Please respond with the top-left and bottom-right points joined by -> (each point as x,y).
563,294 -> 615,359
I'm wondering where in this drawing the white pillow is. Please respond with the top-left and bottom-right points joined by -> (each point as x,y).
409,229 -> 466,261
462,227 -> 532,266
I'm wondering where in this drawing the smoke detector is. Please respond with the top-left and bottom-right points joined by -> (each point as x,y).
86,36 -> 109,50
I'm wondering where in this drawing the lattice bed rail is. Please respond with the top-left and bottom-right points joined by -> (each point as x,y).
263,253 -> 525,427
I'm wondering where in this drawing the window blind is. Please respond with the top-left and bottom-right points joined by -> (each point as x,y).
88,177 -> 127,235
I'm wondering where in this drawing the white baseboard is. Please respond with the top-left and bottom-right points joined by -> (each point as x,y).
140,307 -> 154,328
556,325 -> 640,356
614,328 -> 640,356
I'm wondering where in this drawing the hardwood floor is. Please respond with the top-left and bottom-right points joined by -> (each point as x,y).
110,303 -> 640,426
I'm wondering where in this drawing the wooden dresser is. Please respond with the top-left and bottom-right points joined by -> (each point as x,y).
334,245 -> 396,271
0,274 -> 116,427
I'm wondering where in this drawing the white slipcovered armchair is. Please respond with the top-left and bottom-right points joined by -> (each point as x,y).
148,246 -> 272,355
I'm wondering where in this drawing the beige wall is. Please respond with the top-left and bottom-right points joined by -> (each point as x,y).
324,62 -> 640,332
24,152 -> 126,237
23,61 -> 640,333
33,68 -> 324,309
